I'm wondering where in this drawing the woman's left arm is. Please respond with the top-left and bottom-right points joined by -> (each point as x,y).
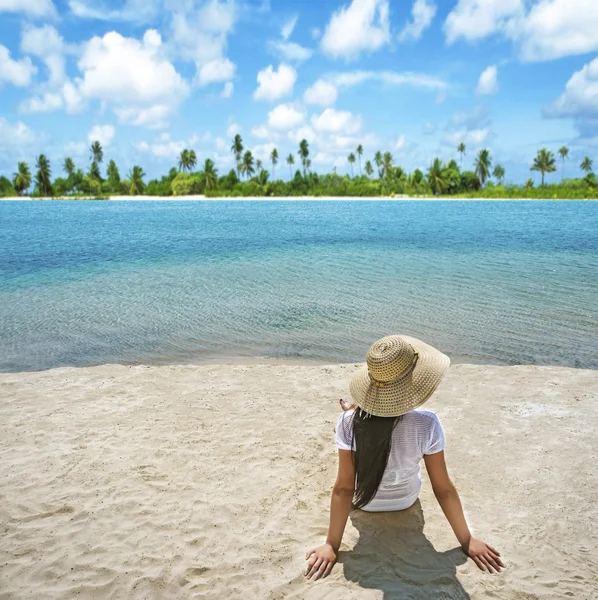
424,450 -> 505,573
305,449 -> 355,580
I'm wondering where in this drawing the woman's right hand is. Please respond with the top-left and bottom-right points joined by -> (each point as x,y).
305,543 -> 337,580
464,537 -> 505,573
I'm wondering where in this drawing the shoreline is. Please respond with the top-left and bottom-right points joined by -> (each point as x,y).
2,195 -> 597,201
3,353 -> 594,375
1,361 -> 597,598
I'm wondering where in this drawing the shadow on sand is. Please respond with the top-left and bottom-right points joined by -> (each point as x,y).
338,500 -> 470,600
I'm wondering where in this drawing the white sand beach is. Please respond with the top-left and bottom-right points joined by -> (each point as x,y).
1,362 -> 597,599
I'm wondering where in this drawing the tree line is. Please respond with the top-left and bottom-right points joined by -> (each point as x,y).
1,136 -> 596,199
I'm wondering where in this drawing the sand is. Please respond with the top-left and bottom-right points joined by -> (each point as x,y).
1,362 -> 597,599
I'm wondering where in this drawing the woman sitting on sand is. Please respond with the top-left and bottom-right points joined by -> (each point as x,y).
305,335 -> 504,580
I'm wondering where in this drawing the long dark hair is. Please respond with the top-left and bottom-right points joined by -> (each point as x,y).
348,409 -> 402,509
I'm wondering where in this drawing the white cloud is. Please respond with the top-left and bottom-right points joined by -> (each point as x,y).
545,57 -> 598,121
303,79 -> 338,106
252,142 -> 277,162
444,0 -> 523,44
313,152 -> 334,166
477,65 -> 498,95
64,141 -> 86,156
19,91 -> 62,112
137,139 -> 185,158
445,0 -> 598,62
136,132 -> 207,159
268,41 -> 313,62
169,0 -> 236,82
226,118 -> 241,138
61,80 -> 84,113
267,103 -> 305,130
443,107 -> 492,148
395,134 -> 406,150
21,24 -> 66,87
310,108 -> 363,135
516,0 -> 598,62
215,137 -> 228,152
321,0 -> 390,60
328,131 -> 379,151
0,117 -> 36,149
254,63 -> 297,102
198,57 -> 235,85
329,70 -> 447,91
281,14 -> 297,40
77,30 -> 189,127
0,0 -> 56,18
221,81 -> 233,98
68,0 -> 159,24
398,0 -> 437,42
444,128 -> 490,147
21,81 -> 84,114
88,124 -> 115,146
0,45 -> 36,87
288,125 -> 317,144
114,105 -> 171,129
251,125 -> 270,139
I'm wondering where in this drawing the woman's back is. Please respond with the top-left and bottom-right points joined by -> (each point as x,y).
335,409 -> 445,512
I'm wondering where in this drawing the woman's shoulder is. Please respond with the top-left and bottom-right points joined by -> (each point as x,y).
337,409 -> 356,425
403,409 -> 441,427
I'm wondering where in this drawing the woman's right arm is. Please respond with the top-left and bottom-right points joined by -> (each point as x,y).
424,450 -> 505,573
305,449 -> 355,580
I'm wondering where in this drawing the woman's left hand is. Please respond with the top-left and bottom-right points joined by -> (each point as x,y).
305,543 -> 337,580
464,537 -> 505,573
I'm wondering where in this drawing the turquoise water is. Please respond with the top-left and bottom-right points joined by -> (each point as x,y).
1,200 -> 597,372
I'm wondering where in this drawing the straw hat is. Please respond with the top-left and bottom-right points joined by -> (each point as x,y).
349,335 -> 450,417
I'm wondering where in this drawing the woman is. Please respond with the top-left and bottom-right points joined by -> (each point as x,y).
305,335 -> 504,580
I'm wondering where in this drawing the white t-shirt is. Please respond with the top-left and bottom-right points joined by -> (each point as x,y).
335,409 -> 445,512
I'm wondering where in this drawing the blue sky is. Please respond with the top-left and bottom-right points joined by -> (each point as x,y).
0,0 -> 597,184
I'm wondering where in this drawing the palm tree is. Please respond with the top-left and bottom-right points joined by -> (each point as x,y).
286,153 -> 294,180
63,157 -> 75,177
347,152 -> 356,177
256,159 -> 263,173
89,160 -> 102,181
305,158 -> 311,173
581,156 -> 593,174
178,149 -> 189,172
298,139 -> 309,176
270,148 -> 278,179
382,151 -> 393,181
458,142 -> 466,169
90,141 -> 103,164
364,160 -> 374,178
531,148 -> 556,186
474,149 -> 492,186
356,144 -> 363,175
231,134 -> 243,178
35,154 -> 52,196
203,158 -> 218,190
374,151 -> 383,178
493,164 -> 505,184
188,150 -> 197,172
128,165 -> 145,195
13,161 -> 32,195
427,158 -> 445,195
242,150 -> 255,179
558,146 -> 569,181
107,160 -> 120,185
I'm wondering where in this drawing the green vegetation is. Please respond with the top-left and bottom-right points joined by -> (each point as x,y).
1,138 -> 597,199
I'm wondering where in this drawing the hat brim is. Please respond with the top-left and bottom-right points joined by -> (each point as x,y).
349,335 -> 450,417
